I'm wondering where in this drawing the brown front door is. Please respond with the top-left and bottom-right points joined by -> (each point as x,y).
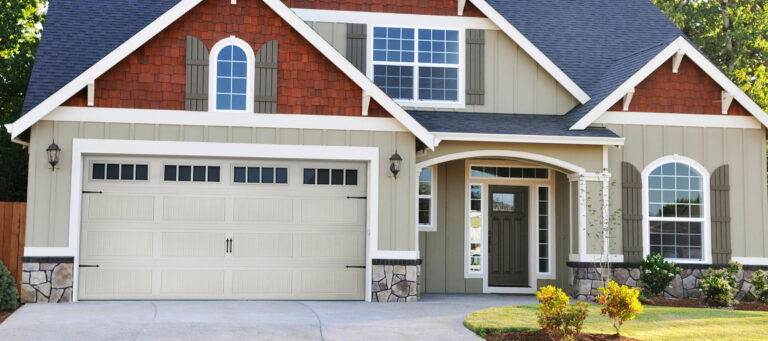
488,185 -> 529,287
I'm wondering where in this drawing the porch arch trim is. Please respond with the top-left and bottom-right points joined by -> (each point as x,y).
415,150 -> 586,174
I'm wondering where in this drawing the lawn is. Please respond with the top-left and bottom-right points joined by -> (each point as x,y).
464,304 -> 768,340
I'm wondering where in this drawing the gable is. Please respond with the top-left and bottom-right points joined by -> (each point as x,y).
285,0 -> 485,17
608,56 -> 750,116
60,0 -> 389,117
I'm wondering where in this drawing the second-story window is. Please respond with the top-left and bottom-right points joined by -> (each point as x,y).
371,27 -> 462,107
210,36 -> 254,112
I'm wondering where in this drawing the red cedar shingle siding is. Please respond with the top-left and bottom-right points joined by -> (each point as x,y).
63,0 -> 390,117
609,57 -> 750,116
285,0 -> 485,17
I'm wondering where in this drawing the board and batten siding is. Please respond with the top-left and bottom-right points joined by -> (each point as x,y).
25,120 -> 417,253
606,124 -> 768,259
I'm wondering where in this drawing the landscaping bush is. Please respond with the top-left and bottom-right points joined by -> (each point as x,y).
639,253 -> 681,297
700,262 -> 741,306
596,280 -> 643,335
536,286 -> 589,341
0,261 -> 19,311
751,270 -> 768,303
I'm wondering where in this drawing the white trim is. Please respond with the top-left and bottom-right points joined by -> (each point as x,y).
732,257 -> 768,266
263,0 -> 436,149
487,286 -> 537,294
8,0 -> 204,139
573,37 -> 768,130
569,254 -> 625,262
208,36 -> 256,113
24,247 -> 73,257
536,183 -> 555,278
291,8 -> 498,30
641,154 -> 712,264
65,139 -> 381,302
469,0 -> 590,104
12,0 -> 438,150
45,106 -> 409,132
366,25 -> 466,109
433,132 -> 625,146
416,150 -> 587,174
595,111 -> 763,129
417,166 -> 437,231
464,182 -> 484,278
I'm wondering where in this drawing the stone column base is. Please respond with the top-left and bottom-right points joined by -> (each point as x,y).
568,261 -> 763,302
20,257 -> 74,303
371,259 -> 421,302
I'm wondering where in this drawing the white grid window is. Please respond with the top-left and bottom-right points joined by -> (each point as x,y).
418,167 -> 435,227
538,186 -> 550,273
647,162 -> 704,260
215,45 -> 248,111
371,26 -> 461,105
468,184 -> 483,273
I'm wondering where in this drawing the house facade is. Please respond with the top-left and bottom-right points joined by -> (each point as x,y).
6,0 -> 768,303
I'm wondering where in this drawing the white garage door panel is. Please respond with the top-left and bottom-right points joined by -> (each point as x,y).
78,156 -> 367,300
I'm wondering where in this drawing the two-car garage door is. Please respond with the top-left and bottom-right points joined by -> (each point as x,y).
78,156 -> 367,300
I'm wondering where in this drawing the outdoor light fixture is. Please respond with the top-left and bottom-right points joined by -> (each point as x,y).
46,140 -> 61,171
389,151 -> 402,179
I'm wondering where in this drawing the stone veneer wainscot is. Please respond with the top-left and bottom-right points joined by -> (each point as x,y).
371,259 -> 421,302
20,257 -> 74,303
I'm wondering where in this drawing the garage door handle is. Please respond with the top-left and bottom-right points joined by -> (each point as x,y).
82,191 -> 103,194
79,264 -> 100,268
345,265 -> 365,269
346,196 -> 367,200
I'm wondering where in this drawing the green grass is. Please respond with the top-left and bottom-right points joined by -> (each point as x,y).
464,305 -> 768,340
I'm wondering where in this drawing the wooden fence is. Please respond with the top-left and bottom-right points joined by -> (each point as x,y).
0,202 -> 26,291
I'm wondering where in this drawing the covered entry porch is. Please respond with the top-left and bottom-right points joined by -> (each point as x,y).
414,141 -> 621,295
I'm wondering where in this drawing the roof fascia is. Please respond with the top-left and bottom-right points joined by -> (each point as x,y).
572,37 -> 768,130
433,132 -> 625,146
9,0 -> 204,140
469,0 -> 591,104
263,0 -> 436,149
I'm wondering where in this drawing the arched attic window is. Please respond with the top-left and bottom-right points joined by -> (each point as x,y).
209,36 -> 255,112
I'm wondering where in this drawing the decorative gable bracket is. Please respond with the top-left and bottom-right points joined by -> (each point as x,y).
622,88 -> 635,111
458,0 -> 467,16
721,91 -> 734,115
87,80 -> 95,107
362,91 -> 371,116
672,50 -> 685,73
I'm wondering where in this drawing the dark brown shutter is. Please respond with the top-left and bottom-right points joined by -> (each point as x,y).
254,40 -> 278,113
346,24 -> 367,72
710,165 -> 732,264
185,36 -> 209,111
622,161 -> 643,262
466,29 -> 485,105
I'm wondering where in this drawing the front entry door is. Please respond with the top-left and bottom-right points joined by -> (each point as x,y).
488,186 -> 529,287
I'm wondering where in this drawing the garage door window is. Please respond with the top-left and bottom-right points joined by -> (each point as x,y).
92,163 -> 149,181
303,168 -> 358,186
233,166 -> 288,184
165,165 -> 220,183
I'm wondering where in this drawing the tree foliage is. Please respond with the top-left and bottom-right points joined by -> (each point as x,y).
0,0 -> 45,201
653,0 -> 768,110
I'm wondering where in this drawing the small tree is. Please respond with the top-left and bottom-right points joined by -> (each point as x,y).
536,286 -> 589,341
597,280 -> 643,335
753,270 -> 768,303
583,173 -> 622,288
0,261 -> 19,310
639,253 -> 681,297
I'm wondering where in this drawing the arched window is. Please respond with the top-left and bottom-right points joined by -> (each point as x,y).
209,37 -> 254,112
644,157 -> 709,262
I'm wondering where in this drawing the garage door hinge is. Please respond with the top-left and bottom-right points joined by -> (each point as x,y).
82,190 -> 103,194
346,196 -> 367,199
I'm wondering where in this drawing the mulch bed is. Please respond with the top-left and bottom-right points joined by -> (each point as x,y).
0,309 -> 15,325
486,330 -> 639,341
643,296 -> 768,311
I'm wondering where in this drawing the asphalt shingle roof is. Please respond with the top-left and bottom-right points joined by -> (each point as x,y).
22,0 -> 180,114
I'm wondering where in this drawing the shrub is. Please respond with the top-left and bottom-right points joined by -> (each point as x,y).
751,270 -> 768,303
639,253 -> 681,297
536,286 -> 589,341
0,261 -> 19,311
596,280 -> 643,335
700,262 -> 742,306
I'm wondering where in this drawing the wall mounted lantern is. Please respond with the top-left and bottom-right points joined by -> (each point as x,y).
389,151 -> 402,179
46,140 -> 61,171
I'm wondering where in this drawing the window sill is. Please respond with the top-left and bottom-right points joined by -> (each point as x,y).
419,225 -> 437,232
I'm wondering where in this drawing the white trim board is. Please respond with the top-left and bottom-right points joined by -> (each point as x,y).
10,0 -> 438,150
732,257 -> 768,266
292,8 -> 498,30
595,111 -> 762,129
45,106 -> 409,132
61,139 -> 391,302
469,0 -> 590,104
433,132 -> 625,146
415,150 -> 586,174
572,37 -> 768,130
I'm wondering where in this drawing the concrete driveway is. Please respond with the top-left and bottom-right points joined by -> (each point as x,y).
0,294 -> 535,340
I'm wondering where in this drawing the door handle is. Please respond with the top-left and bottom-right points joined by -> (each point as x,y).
345,265 -> 365,269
